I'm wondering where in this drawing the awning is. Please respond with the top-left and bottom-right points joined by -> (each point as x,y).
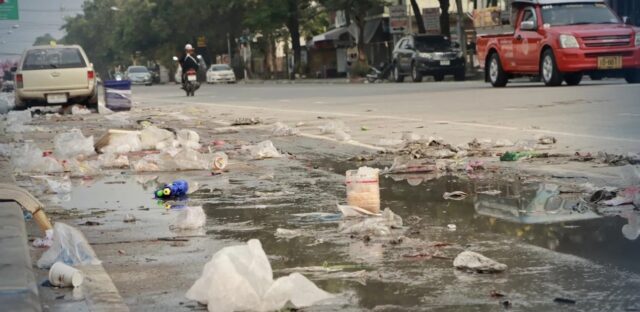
311,24 -> 359,45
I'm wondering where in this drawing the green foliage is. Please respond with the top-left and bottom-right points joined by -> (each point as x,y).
33,33 -> 58,46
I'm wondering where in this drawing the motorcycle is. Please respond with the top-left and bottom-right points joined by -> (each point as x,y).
173,55 -> 202,97
366,62 -> 392,83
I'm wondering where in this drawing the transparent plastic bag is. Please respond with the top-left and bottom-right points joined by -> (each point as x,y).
170,206 -> 206,230
98,153 -> 130,168
177,129 -> 201,150
54,128 -> 95,159
101,132 -> 142,154
185,239 -> 332,312
244,141 -> 282,159
272,122 -> 299,137
11,144 -> 63,174
37,222 -> 101,269
140,126 -> 175,150
338,208 -> 403,236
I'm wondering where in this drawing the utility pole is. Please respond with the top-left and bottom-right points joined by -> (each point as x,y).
226,33 -> 232,65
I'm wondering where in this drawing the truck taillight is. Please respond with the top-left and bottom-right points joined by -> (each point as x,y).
16,74 -> 23,89
87,70 -> 94,80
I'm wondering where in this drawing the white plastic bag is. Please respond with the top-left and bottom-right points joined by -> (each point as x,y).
0,92 -> 14,114
171,206 -> 206,230
54,128 -> 95,159
185,239 -> 332,312
177,129 -> 201,150
243,140 -> 281,159
140,126 -> 175,150
98,153 -> 130,168
37,222 -> 101,269
319,121 -> 349,135
63,159 -> 101,177
338,208 -> 403,236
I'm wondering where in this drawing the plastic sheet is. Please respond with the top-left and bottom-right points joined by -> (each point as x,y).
11,144 -> 64,174
171,206 -> 206,230
177,129 -> 201,150
243,141 -> 282,159
54,129 -> 95,159
185,239 -> 332,312
140,126 -> 175,150
37,222 -> 101,269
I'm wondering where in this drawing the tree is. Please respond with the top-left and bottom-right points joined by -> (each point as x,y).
439,0 -> 451,37
410,0 -> 426,34
33,33 -> 57,46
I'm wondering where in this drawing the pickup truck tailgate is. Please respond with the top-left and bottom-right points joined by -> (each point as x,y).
22,68 -> 89,91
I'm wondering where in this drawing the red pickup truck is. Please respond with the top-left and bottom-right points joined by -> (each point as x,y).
476,0 -> 640,87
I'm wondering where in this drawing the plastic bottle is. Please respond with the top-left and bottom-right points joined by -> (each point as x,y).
154,179 -> 189,199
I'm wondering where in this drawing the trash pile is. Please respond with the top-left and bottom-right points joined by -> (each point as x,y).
186,239 -> 332,312
0,92 -> 14,114
320,121 -> 351,142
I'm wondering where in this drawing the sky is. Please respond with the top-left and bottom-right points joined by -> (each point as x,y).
0,0 -> 84,60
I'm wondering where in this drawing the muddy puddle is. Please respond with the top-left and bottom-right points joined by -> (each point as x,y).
34,160 -> 640,311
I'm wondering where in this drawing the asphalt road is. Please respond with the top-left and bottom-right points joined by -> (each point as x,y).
134,79 -> 640,154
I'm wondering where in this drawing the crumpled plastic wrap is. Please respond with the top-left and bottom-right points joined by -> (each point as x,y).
170,206 -> 206,230
242,140 -> 282,159
186,239 -> 332,312
54,128 -> 95,159
37,222 -> 101,269
11,144 -> 64,174
140,126 -> 175,150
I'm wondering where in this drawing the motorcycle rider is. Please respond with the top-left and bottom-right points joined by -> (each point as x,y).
179,44 -> 200,85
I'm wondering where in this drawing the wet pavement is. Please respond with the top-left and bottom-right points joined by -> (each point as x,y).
24,132 -> 640,312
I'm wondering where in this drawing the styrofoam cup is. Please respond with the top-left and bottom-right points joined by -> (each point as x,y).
49,262 -> 83,287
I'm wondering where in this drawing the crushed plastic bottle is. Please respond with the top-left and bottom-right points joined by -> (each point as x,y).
154,179 -> 189,199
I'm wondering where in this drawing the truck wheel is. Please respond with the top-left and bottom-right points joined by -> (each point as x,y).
541,49 -> 563,86
454,69 -> 466,81
433,73 -> 445,82
13,97 -> 28,111
488,53 -> 508,87
392,64 -> 405,83
625,70 -> 640,84
411,62 -> 423,82
564,73 -> 583,86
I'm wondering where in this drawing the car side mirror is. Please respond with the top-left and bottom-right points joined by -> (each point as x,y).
172,56 -> 179,61
10,67 -> 17,72
520,20 -> 536,31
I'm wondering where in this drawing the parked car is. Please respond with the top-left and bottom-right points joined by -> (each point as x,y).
476,0 -> 640,87
125,66 -> 153,86
206,64 -> 236,84
391,34 -> 466,82
14,44 -> 97,110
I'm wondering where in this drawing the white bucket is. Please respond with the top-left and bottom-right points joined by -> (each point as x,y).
49,262 -> 83,288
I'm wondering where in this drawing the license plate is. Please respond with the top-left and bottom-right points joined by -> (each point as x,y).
187,75 -> 197,81
440,60 -> 451,66
47,93 -> 67,104
597,56 -> 622,69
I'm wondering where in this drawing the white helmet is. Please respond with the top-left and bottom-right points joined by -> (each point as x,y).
185,44 -> 193,50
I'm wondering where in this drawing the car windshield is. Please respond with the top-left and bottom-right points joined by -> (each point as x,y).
541,3 -> 620,26
414,36 -> 451,52
22,48 -> 86,70
211,65 -> 231,71
128,67 -> 148,73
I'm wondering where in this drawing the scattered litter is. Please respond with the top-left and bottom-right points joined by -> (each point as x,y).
98,153 -> 130,168
537,135 -> 557,145
334,129 -> 351,142
386,156 -> 437,174
465,160 -> 484,172
275,228 -> 302,239
443,191 -> 468,200
401,132 -> 421,142
97,130 -> 142,154
339,208 -> 403,236
37,222 -> 101,269
231,117 -> 262,126
346,167 -> 380,214
53,129 -> 95,159
493,139 -> 514,147
553,297 -> 576,305
337,204 -> 379,217
49,262 -> 83,287
447,224 -> 457,231
398,139 -> 456,159
79,221 -> 102,226
272,122 -> 299,136
453,251 -> 507,273
71,105 -> 91,115
171,206 -> 206,230
243,140 -> 282,159
155,179 -> 189,199
177,129 -> 201,150
185,239 -> 333,312
11,144 -> 64,174
598,151 -> 640,166
478,190 -> 502,196
140,126 -> 175,150
319,121 -> 349,135
602,187 -> 640,206
33,229 -> 54,248
500,151 -> 536,161
377,138 -> 404,146
123,214 -> 137,223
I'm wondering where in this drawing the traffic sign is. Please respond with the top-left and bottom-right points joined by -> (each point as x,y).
0,0 -> 19,20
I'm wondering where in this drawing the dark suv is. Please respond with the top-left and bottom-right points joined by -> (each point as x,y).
391,35 -> 465,82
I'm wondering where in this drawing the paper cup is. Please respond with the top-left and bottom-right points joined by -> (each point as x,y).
49,262 -> 83,287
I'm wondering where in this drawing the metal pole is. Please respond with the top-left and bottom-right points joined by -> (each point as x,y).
227,33 -> 232,64
455,0 -> 468,72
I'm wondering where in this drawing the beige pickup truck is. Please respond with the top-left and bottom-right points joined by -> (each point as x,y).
14,45 -> 97,110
